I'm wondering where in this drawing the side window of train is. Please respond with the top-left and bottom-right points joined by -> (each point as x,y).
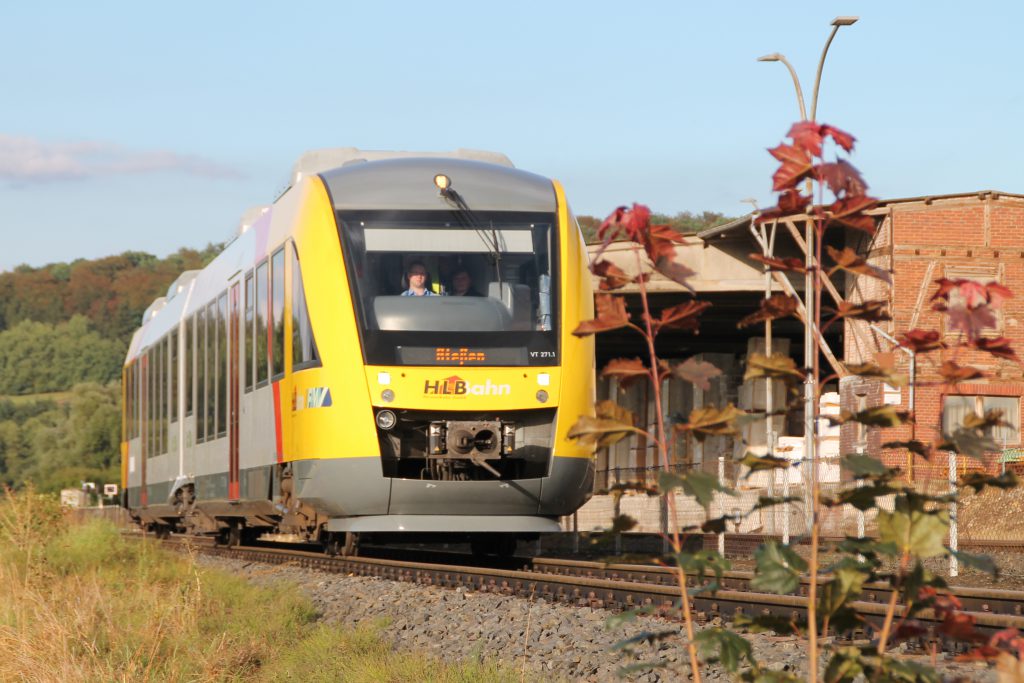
162,335 -> 170,454
185,316 -> 193,417
290,242 -> 320,370
217,291 -> 228,438
197,307 -> 207,444
170,328 -> 178,424
156,337 -> 164,456
271,247 -> 286,379
207,301 -> 218,441
245,271 -> 254,392
255,260 -> 269,386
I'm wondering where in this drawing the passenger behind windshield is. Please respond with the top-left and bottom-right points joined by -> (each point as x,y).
450,267 -> 482,297
401,261 -> 438,297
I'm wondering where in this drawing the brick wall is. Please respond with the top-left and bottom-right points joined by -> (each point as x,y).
842,193 -> 1024,482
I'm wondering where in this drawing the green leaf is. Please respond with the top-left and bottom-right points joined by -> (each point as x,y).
566,414 -> 643,448
750,541 -> 807,595
947,548 -> 998,577
959,470 -> 1018,493
694,627 -> 753,672
939,427 -> 999,459
817,558 -> 869,619
658,470 -> 735,510
829,405 -> 912,427
675,549 -> 731,587
878,506 -> 949,559
604,605 -> 655,630
743,352 -> 806,385
841,453 -> 889,479
836,536 -> 897,560
739,452 -> 793,475
609,629 -> 678,652
733,612 -> 799,635
824,646 -> 865,683
825,483 -> 902,512
609,514 -> 638,533
750,495 -> 802,511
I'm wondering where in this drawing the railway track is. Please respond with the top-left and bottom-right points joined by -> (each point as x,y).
161,536 -> 1024,647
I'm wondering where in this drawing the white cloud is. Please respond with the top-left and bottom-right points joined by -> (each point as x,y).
0,134 -> 244,183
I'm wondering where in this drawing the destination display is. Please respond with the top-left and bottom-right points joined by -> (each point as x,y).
397,346 -> 530,366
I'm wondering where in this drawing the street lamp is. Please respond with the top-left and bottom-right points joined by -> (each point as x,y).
757,16 -> 859,533
758,16 -> 859,122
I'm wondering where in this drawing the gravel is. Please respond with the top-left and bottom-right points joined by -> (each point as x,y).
196,554 -> 998,682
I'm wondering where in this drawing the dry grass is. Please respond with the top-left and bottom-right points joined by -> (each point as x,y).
0,488 -> 523,682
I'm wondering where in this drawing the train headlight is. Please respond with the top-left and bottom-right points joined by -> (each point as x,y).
381,389 -> 395,403
536,389 -> 548,403
376,410 -> 397,431
434,174 -> 451,192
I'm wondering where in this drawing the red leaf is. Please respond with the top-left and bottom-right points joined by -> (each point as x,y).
939,361 -> 985,383
974,337 -> 1019,361
755,189 -> 812,224
825,245 -> 891,283
598,204 -> 652,243
987,282 -> 1013,309
643,224 -> 689,264
821,124 -> 856,152
899,329 -> 946,353
737,294 -> 799,328
826,196 -> 879,234
930,278 -> 960,302
959,280 -> 989,308
573,293 -> 631,336
600,358 -> 650,387
653,256 -> 696,293
939,612 -> 986,643
818,160 -> 868,197
655,299 -> 711,332
672,357 -> 722,391
947,303 -> 997,340
770,144 -> 814,191
748,253 -> 807,273
825,300 -> 891,324
787,121 -> 825,156
591,259 -> 632,291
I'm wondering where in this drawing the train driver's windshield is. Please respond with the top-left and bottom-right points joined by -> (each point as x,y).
337,211 -> 559,366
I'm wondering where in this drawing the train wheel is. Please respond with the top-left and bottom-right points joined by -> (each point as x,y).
324,534 -> 341,557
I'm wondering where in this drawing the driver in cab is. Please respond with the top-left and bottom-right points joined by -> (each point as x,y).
401,261 -> 438,296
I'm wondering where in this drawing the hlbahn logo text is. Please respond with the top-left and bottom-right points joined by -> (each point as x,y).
423,376 -> 511,396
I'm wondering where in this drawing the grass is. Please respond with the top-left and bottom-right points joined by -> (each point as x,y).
0,488 -> 525,682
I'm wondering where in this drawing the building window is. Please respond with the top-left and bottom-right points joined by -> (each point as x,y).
943,395 -> 1020,446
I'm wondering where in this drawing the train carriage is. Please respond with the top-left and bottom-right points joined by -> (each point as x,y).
121,149 -> 595,553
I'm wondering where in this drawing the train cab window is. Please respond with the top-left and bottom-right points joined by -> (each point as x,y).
255,260 -> 269,385
185,317 -> 193,416
207,301 -> 218,440
197,308 -> 207,444
337,211 -> 559,366
290,243 -> 320,370
245,272 -> 254,392
271,248 -> 286,379
217,292 -> 228,438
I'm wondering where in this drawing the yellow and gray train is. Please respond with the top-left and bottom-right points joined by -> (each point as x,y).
121,149 -> 595,554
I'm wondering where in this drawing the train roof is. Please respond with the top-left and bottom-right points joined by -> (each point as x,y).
291,147 -> 513,186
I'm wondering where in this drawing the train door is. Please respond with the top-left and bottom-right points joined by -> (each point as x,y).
228,282 -> 241,500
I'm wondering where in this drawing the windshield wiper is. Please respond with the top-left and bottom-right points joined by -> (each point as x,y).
440,186 -> 503,283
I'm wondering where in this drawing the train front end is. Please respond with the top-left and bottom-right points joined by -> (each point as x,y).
287,157 -> 595,538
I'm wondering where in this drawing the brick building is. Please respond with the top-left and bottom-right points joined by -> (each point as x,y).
841,191 -> 1024,482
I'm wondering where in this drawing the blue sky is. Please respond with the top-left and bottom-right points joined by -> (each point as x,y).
2,1 -> 1021,271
